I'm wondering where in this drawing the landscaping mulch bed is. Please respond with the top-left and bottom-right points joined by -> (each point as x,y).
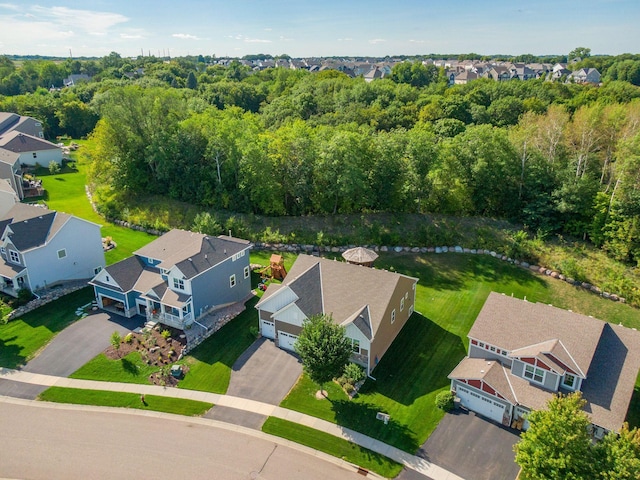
104,326 -> 189,386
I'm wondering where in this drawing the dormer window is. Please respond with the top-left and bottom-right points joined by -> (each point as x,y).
562,373 -> 576,389
524,364 -> 545,384
173,278 -> 184,290
9,250 -> 19,264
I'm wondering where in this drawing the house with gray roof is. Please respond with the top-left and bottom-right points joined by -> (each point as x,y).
0,203 -> 105,297
0,112 -> 45,139
448,292 -> 640,438
90,229 -> 251,332
255,254 -> 418,375
0,131 -> 62,167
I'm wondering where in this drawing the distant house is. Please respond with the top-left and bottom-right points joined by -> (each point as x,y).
255,254 -> 418,375
449,293 -> 640,438
454,71 -> 478,85
63,74 -> 91,87
483,66 -> 511,82
570,68 -> 601,84
0,131 -> 62,167
0,203 -> 105,296
90,229 -> 252,330
0,112 -> 45,139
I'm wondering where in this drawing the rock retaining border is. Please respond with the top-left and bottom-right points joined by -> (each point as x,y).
5,281 -> 90,321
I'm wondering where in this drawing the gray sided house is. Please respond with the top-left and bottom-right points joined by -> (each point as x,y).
0,131 -> 62,167
448,292 -> 640,438
256,254 -> 418,376
90,229 -> 251,331
0,112 -> 45,139
0,203 -> 105,296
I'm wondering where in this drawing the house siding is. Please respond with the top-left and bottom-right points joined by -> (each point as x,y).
25,217 -> 105,290
18,148 -> 62,167
274,320 -> 302,337
469,344 -> 512,365
512,359 -> 525,377
190,251 -> 250,318
368,276 -> 416,372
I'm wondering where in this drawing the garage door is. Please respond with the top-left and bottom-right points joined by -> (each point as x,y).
457,386 -> 506,424
261,320 -> 275,339
278,331 -> 298,352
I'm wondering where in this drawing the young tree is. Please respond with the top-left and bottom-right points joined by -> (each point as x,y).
294,314 -> 352,388
110,331 -> 122,358
514,392 -> 593,480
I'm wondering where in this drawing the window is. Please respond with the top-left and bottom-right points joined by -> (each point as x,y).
524,364 -> 545,384
32,152 -> 37,159
405,292 -> 409,299
57,249 -> 67,259
93,266 -> 102,275
563,373 -> 576,389
229,274 -> 236,288
34,122 -> 41,127
232,250 -> 245,261
38,132 -> 44,138
173,278 -> 184,290
0,247 -> 5,256
400,297 -> 405,311
9,250 -> 19,264
244,266 -> 250,279
391,309 -> 396,324
490,346 -> 496,352
351,339 -> 360,353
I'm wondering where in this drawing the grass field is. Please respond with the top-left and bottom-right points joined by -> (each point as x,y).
70,351 -> 158,384
0,287 -> 94,369
38,154 -> 155,264
280,252 -> 640,453
39,387 -> 213,416
262,417 -> 404,478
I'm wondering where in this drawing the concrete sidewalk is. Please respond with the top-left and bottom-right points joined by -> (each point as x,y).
0,367 -> 463,480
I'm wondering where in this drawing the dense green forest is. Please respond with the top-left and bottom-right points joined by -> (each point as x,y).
2,52 -> 640,267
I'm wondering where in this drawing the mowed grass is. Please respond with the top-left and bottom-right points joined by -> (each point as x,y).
280,252 -> 640,452
39,387 -> 212,416
70,297 -> 260,394
262,417 -> 403,478
0,287 -> 95,369
39,158 -> 155,264
70,351 -> 158,384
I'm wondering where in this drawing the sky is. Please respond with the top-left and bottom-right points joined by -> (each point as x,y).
1,1 -> 639,58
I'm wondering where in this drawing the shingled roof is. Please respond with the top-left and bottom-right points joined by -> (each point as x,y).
0,131 -> 60,153
0,203 -> 69,251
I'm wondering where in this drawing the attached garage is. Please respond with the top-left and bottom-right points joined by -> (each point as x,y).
456,385 -> 507,424
261,320 -> 275,339
278,331 -> 298,352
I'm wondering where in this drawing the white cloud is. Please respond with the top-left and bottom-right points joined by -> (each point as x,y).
0,3 -> 19,11
279,35 -> 293,42
337,37 -> 353,42
409,39 -> 425,44
245,37 -> 271,43
172,33 -> 200,40
30,6 -> 129,35
121,33 -> 143,39
369,38 -> 386,44
264,27 -> 272,31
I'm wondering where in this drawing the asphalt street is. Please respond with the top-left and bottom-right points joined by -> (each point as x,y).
0,398 -> 368,480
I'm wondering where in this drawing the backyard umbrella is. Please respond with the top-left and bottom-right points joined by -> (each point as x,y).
342,247 -> 378,267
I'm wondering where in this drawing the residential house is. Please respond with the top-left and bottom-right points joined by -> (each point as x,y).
448,292 -> 640,438
0,131 -> 62,167
483,66 -> 511,82
63,74 -> 91,87
255,254 -> 418,376
454,71 -> 479,85
570,68 -> 601,84
0,112 -> 45,139
90,229 -> 251,330
0,149 -> 24,199
0,179 -> 18,218
0,203 -> 105,296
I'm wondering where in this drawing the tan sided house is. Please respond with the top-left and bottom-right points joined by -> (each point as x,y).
448,292 -> 640,438
255,254 -> 418,376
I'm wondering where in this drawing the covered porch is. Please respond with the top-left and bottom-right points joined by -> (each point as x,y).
0,262 -> 27,297
143,289 -> 194,330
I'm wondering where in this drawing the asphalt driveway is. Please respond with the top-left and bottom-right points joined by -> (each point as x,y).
23,312 -> 142,377
406,409 -> 521,480
206,337 -> 302,428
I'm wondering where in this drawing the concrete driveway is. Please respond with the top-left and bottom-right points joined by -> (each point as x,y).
22,311 -> 143,377
406,409 -> 521,480
206,337 -> 302,428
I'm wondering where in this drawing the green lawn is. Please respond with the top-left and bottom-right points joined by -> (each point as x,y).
39,159 -> 155,264
262,417 -> 403,478
0,287 -> 95,369
70,351 -> 158,384
70,297 -> 260,394
280,252 -> 640,453
39,387 -> 212,416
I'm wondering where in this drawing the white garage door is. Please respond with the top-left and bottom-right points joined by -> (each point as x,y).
278,331 -> 298,352
457,386 -> 506,424
261,320 -> 275,339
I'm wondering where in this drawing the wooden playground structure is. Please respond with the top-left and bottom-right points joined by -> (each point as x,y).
259,254 -> 287,281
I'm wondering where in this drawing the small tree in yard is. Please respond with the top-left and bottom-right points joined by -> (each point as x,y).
294,314 -> 352,392
110,331 -> 122,358
48,160 -> 60,175
514,392 -> 640,480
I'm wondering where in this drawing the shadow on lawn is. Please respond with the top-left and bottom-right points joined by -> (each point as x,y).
364,313 -> 467,407
0,336 -> 25,369
331,398 -> 420,452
